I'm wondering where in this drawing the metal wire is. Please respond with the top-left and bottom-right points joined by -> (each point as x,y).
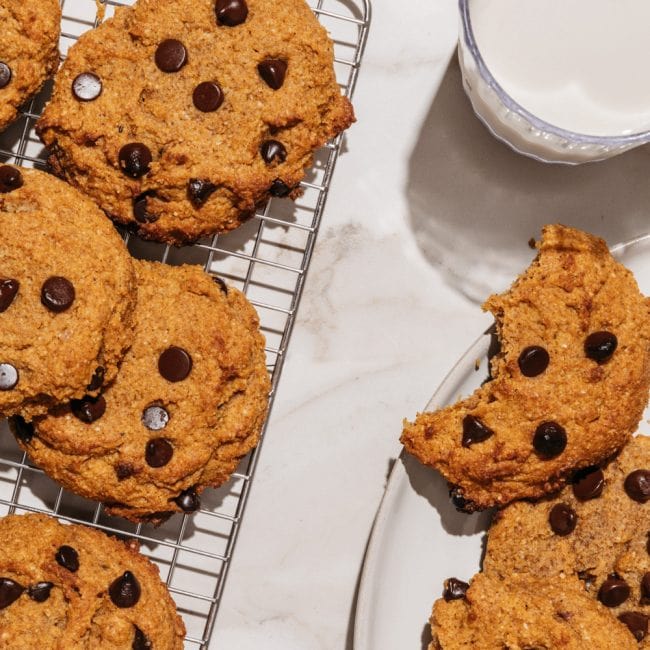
0,0 -> 371,647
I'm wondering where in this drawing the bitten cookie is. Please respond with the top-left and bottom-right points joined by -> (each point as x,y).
37,0 -> 354,245
484,434 -> 650,644
430,572 -> 636,649
0,513 -> 184,648
401,224 -> 650,511
18,261 -> 270,522
0,0 -> 60,133
0,166 -> 136,419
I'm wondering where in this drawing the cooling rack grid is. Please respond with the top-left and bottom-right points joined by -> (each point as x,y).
0,0 -> 370,646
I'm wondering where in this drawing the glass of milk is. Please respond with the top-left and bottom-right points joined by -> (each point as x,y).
458,0 -> 650,163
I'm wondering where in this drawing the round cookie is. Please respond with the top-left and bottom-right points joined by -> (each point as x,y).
0,513 -> 184,648
18,261 -> 270,522
484,434 -> 650,644
0,0 -> 60,133
37,0 -> 355,245
401,224 -> 650,510
0,166 -> 136,419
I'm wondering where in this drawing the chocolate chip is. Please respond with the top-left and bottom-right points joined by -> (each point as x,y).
212,276 -> 228,295
155,39 -> 187,72
647,532 -> 650,555
578,570 -> 596,589
449,486 -> 477,513
71,395 -> 106,424
572,466 -> 605,501
142,405 -> 169,431
133,626 -> 152,650
11,416 -> 33,444
115,462 -> 136,480
174,487 -> 200,512
28,582 -> 53,603
133,191 -> 159,223
0,279 -> 18,313
0,165 -> 23,193
145,438 -> 174,468
624,470 -> 650,503
55,545 -> 79,572
584,331 -> 617,363
0,363 -> 18,391
442,578 -> 469,601
109,571 -> 141,608
86,366 -> 105,391
193,81 -> 224,112
517,345 -> 549,377
0,578 -> 23,609
461,414 -> 494,447
260,140 -> 287,164
548,503 -> 577,536
619,612 -> 649,641
41,277 -> 75,313
72,73 -> 102,101
215,0 -> 248,26
269,179 -> 291,197
598,577 -> 631,607
0,63 -> 11,89
258,59 -> 288,90
118,143 -> 152,178
158,346 -> 192,382
533,421 -> 567,459
188,178 -> 217,206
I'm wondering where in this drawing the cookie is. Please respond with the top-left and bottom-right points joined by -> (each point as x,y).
37,0 -> 354,245
484,434 -> 650,644
430,572 -> 637,649
0,166 -> 136,419
0,0 -> 60,133
0,513 -> 184,648
18,260 -> 270,522
401,224 -> 650,510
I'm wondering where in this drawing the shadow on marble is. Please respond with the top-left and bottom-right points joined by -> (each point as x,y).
406,53 -> 650,303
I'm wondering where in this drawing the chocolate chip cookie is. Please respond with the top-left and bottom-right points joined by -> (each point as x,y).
0,166 -> 136,419
0,513 -> 184,648
37,0 -> 354,245
0,0 -> 60,133
18,261 -> 270,522
401,225 -> 650,511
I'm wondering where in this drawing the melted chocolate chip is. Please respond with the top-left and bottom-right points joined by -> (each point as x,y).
258,59 -> 288,90
0,63 -> 11,89
86,366 -> 105,392
624,470 -> 650,503
174,487 -> 200,512
133,626 -> 152,650
213,276 -> 228,294
619,612 -> 649,641
572,466 -> 605,501
133,191 -> 159,223
71,395 -> 106,423
584,331 -> 617,363
517,345 -> 549,377
142,405 -> 169,431
598,577 -> 631,607
0,165 -> 22,193
41,277 -> 75,313
260,140 -> 287,164
158,346 -> 192,382
215,0 -> 248,26
55,545 -> 79,572
0,578 -> 23,609
11,416 -> 34,444
145,438 -> 174,468
115,462 -> 136,480
188,178 -> 217,206
155,39 -> 187,72
269,179 -> 291,197
118,143 -> 152,178
449,486 -> 476,513
0,279 -> 18,312
109,571 -> 141,608
28,582 -> 53,603
72,73 -> 102,101
193,81 -> 224,112
548,503 -> 577,536
0,363 -> 18,391
461,415 -> 494,448
532,421 -> 567,459
442,578 -> 469,601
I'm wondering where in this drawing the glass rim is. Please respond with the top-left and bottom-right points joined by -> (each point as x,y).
459,0 -> 650,146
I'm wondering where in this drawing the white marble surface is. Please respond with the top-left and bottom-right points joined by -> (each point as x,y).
214,1 -> 650,648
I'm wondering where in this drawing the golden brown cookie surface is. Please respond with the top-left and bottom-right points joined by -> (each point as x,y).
37,0 -> 354,244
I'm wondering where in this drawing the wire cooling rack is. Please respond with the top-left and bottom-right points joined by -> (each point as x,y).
0,0 -> 370,647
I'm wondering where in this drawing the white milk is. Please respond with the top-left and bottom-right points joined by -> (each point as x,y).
469,0 -> 650,136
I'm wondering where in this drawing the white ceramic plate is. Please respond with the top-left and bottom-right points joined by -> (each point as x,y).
353,235 -> 650,650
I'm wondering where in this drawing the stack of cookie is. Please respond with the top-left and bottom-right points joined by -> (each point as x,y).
400,225 -> 650,647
